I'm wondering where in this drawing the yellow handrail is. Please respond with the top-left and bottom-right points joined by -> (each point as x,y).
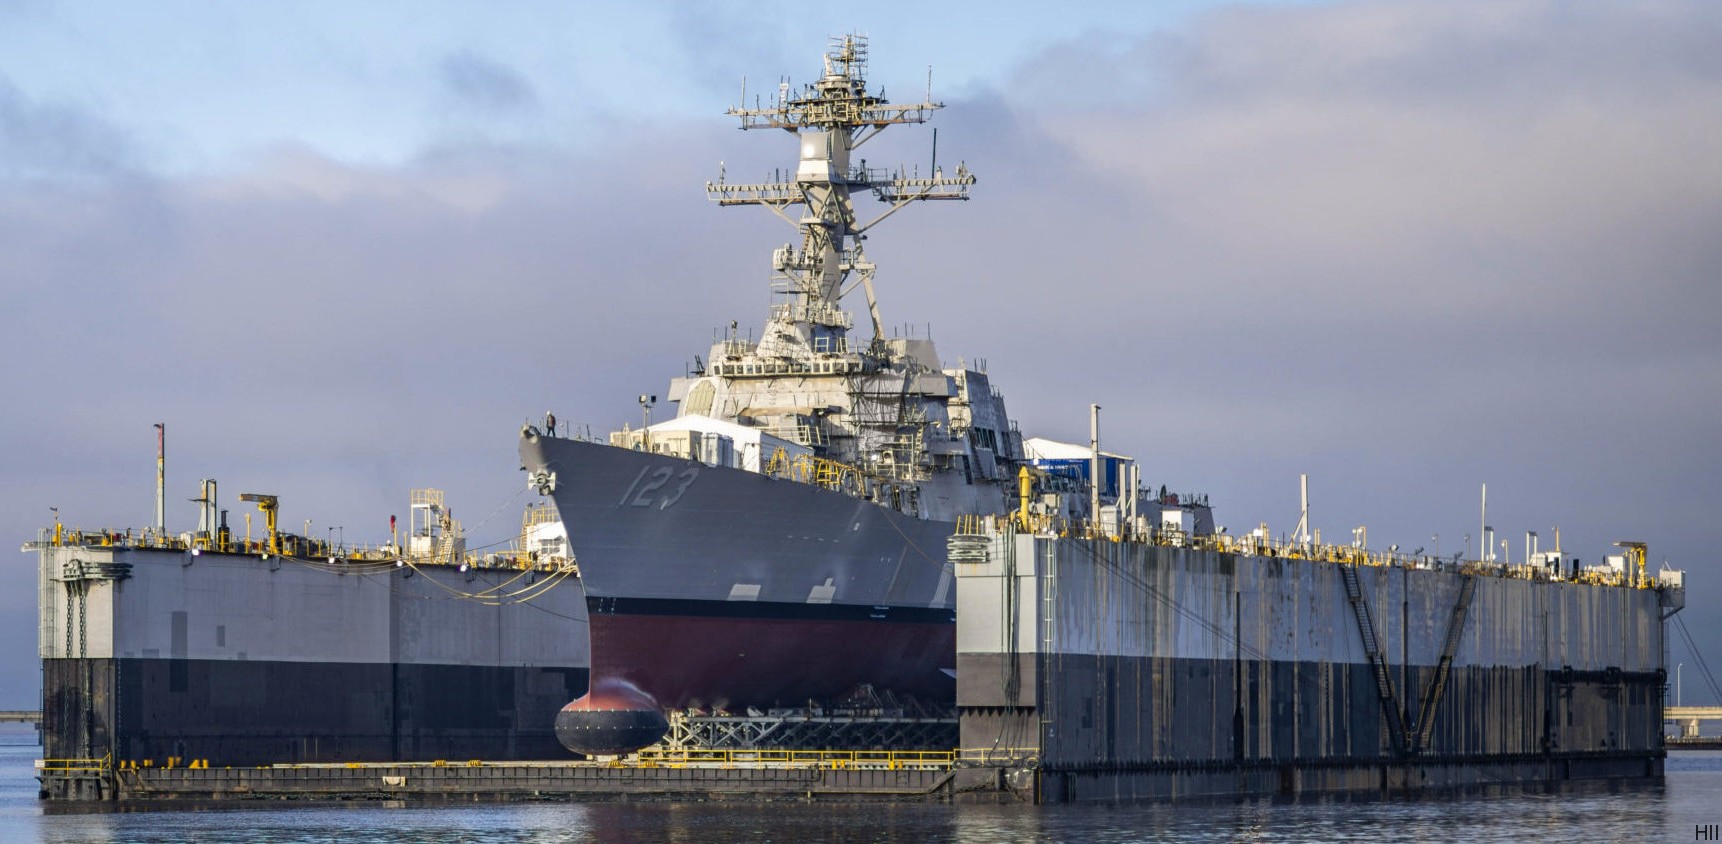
956,746 -> 1041,765
957,513 -> 1670,589
37,754 -> 111,774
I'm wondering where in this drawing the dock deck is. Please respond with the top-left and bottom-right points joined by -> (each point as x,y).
39,751 -> 979,802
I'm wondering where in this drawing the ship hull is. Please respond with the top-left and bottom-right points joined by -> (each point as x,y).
521,432 -> 963,711
589,604 -> 953,710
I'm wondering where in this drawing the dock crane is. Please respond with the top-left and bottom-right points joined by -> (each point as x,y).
238,493 -> 280,555
1616,541 -> 1649,588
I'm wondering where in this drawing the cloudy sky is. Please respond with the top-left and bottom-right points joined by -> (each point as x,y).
4,1 -> 1719,709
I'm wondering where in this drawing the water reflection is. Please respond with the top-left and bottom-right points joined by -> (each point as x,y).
8,734 -> 1720,844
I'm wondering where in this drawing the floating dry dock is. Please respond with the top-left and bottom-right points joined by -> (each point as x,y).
38,509 -> 1685,804
31,489 -> 589,801
952,519 -> 1684,802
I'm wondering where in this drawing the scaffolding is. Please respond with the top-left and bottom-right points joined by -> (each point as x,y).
662,709 -> 956,753
660,686 -> 956,752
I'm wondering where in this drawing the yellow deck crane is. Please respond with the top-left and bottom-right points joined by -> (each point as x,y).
1616,541 -> 1649,588
238,493 -> 280,556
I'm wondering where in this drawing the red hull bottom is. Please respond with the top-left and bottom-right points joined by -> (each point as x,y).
588,611 -> 956,712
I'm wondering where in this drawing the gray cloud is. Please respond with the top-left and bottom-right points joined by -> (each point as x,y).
665,0 -> 795,103
0,74 -> 137,180
889,1 -> 1722,661
436,50 -> 541,117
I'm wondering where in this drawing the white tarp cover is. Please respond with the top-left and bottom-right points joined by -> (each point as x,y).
649,414 -> 809,473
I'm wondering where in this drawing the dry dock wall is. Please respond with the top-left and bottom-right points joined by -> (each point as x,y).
955,531 -> 1668,802
38,545 -> 588,783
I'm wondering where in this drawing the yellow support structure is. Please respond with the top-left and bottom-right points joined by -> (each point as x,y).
1017,466 -> 1033,530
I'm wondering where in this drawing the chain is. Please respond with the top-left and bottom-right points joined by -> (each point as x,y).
113,648 -> 122,763
62,582 -> 91,657
82,651 -> 94,759
55,579 -> 110,764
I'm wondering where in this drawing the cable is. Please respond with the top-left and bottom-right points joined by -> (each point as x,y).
879,501 -> 944,569
263,546 -> 576,606
1675,614 -> 1722,703
454,486 -> 530,538
396,555 -> 578,606
1063,536 -> 1269,662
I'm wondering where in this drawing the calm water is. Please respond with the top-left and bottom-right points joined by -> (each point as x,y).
5,725 -> 1719,843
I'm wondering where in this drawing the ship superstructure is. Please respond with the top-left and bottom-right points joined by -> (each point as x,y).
652,33 -> 1010,518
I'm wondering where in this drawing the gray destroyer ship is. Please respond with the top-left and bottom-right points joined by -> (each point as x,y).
518,35 -> 1209,753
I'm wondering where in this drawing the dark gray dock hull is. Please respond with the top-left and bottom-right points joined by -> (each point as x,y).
43,657 -> 585,766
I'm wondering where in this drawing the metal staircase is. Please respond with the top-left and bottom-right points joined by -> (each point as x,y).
1410,575 -> 1477,754
1339,563 -> 1408,754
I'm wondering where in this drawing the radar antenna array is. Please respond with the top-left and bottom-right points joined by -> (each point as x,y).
704,34 -> 975,347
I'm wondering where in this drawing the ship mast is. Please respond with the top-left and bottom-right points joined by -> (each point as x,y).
706,34 -> 975,358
